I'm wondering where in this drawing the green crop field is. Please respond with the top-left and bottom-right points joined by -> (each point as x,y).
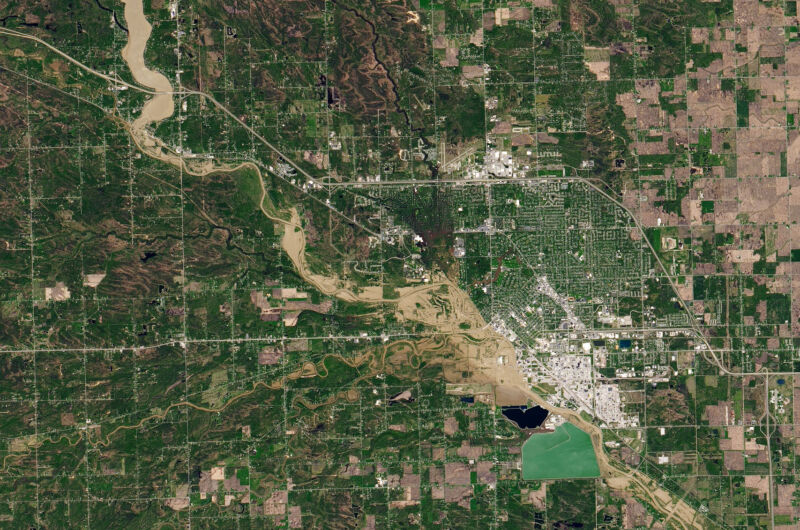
522,423 -> 600,480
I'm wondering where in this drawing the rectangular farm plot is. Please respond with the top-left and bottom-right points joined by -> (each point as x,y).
522,423 -> 600,480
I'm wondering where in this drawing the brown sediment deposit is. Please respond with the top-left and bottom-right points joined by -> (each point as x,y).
120,0 -> 174,145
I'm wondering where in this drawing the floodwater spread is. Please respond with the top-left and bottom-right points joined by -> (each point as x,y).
120,0 -> 174,141
522,422 -> 600,480
501,405 -> 548,429
100,4 -> 706,525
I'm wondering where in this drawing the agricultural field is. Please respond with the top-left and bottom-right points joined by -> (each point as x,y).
1,0 -> 800,528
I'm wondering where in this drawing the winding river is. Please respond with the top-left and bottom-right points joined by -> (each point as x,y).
120,0 -> 174,144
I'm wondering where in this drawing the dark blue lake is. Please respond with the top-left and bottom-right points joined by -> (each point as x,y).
501,405 -> 549,429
